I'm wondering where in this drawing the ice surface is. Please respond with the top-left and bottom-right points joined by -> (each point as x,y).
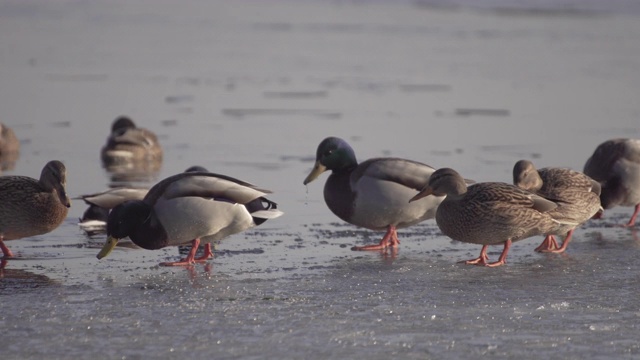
1,0 -> 640,358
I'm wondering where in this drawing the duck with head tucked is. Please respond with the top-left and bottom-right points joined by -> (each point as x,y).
303,137 -> 445,252
513,160 -> 601,253
96,170 -> 283,266
411,167 -> 567,267
0,160 -> 71,258
101,116 -> 163,165
583,138 -> 640,227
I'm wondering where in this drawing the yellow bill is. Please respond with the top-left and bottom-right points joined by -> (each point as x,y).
303,161 -> 327,185
97,236 -> 119,259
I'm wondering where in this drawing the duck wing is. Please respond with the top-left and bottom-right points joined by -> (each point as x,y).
351,158 -> 436,191
146,172 -> 272,205
76,187 -> 149,208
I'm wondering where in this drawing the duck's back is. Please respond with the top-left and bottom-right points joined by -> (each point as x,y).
584,139 -> 640,208
436,182 -> 557,246
102,127 -> 163,162
536,168 -> 601,225
584,139 -> 640,181
0,176 -> 69,239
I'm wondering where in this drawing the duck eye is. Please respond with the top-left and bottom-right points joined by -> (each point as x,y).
323,149 -> 334,157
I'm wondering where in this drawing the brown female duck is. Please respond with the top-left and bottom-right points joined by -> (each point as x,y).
411,168 -> 567,267
0,161 -> 70,258
101,116 -> 163,165
513,160 -> 601,253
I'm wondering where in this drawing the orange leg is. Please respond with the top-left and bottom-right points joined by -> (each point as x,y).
534,235 -> 561,253
194,243 -> 214,261
0,235 -> 15,258
462,240 -> 512,267
351,225 -> 400,251
541,230 -> 574,254
160,239 -> 213,267
485,240 -> 512,267
462,245 -> 490,265
624,204 -> 640,227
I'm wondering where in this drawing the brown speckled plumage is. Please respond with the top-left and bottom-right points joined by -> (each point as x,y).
0,123 -> 20,172
0,123 -> 19,156
414,168 -> 560,266
0,161 -> 70,257
513,160 -> 601,252
101,116 -> 163,164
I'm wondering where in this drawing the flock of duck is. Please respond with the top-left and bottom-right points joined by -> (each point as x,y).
0,117 -> 639,268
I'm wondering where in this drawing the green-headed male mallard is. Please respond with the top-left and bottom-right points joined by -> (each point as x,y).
0,160 -> 71,258
96,170 -> 283,266
303,137 -> 445,251
411,167 -> 567,267
513,160 -> 601,253
583,138 -> 640,227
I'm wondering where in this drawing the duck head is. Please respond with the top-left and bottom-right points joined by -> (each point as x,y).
410,167 -> 468,202
97,200 -> 151,259
303,137 -> 357,185
41,160 -> 71,208
512,160 -> 543,192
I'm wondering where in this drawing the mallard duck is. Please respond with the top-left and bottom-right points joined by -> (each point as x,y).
411,168 -> 568,267
0,161 -> 71,258
303,137 -> 445,251
513,160 -> 601,253
96,170 -> 283,266
101,116 -> 163,165
583,138 -> 640,227
0,122 -> 20,171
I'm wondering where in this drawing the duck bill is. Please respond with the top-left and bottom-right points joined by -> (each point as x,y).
97,236 -> 119,259
303,161 -> 327,185
409,187 -> 434,202
58,188 -> 71,208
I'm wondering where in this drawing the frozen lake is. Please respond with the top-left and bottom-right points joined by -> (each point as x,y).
1,0 -> 640,358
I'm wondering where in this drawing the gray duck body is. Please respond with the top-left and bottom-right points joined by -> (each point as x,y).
323,157 -> 441,230
583,138 -> 640,212
304,137 -> 446,251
